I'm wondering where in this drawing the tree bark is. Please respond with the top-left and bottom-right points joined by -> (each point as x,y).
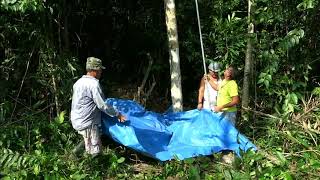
164,0 -> 183,112
62,0 -> 70,51
242,0 -> 254,108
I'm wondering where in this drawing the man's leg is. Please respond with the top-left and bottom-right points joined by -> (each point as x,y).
223,111 -> 237,125
221,111 -> 237,164
76,124 -> 102,157
89,124 -> 102,157
78,128 -> 92,154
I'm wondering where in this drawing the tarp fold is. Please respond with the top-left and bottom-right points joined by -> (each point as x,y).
102,98 -> 256,161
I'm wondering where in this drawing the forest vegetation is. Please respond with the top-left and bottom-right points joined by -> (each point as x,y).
1,0 -> 320,179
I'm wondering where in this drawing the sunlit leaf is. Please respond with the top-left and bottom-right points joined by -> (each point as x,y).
34,164 -> 40,175
117,157 -> 125,164
56,111 -> 66,124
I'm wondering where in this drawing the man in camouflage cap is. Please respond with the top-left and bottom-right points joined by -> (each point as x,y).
86,57 -> 106,71
71,57 -> 126,157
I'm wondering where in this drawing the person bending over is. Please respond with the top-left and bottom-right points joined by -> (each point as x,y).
70,57 -> 126,157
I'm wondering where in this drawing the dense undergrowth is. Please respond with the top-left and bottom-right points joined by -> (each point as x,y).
1,0 -> 320,179
1,92 -> 319,179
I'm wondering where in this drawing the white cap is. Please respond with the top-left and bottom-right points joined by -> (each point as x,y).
208,62 -> 221,72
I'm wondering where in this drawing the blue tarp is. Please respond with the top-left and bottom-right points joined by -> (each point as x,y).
102,98 -> 256,161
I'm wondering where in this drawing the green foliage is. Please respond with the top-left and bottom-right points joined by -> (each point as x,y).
1,0 -> 43,11
279,29 -> 305,50
297,0 -> 317,10
282,93 -> 299,114
253,0 -> 318,115
0,113 -> 130,179
209,11 -> 246,67
312,87 -> 320,96
0,149 -> 31,169
1,0 -> 320,179
176,0 -> 247,71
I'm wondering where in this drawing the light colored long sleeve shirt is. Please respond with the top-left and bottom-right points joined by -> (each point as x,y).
70,75 -> 118,131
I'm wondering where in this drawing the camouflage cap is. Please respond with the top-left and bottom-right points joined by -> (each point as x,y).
86,57 -> 106,71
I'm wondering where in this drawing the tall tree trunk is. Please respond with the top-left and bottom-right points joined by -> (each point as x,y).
242,0 -> 254,108
104,0 -> 112,65
164,0 -> 183,112
63,0 -> 70,51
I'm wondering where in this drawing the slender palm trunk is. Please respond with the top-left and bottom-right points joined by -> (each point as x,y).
242,0 -> 254,108
164,0 -> 183,112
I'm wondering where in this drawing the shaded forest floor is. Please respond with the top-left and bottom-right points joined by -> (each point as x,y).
1,85 -> 320,179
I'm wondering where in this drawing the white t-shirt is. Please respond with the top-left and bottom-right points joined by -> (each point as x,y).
203,79 -> 221,109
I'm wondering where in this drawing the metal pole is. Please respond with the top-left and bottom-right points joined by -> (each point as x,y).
195,0 -> 213,108
195,0 -> 207,75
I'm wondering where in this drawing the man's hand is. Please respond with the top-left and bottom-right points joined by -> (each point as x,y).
203,74 -> 209,81
213,106 -> 223,112
206,74 -> 213,81
197,103 -> 203,110
117,114 -> 127,123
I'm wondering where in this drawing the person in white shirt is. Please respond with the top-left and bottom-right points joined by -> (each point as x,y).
197,62 -> 222,110
71,57 -> 126,157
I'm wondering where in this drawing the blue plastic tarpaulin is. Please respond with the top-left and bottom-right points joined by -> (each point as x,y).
102,98 -> 256,161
